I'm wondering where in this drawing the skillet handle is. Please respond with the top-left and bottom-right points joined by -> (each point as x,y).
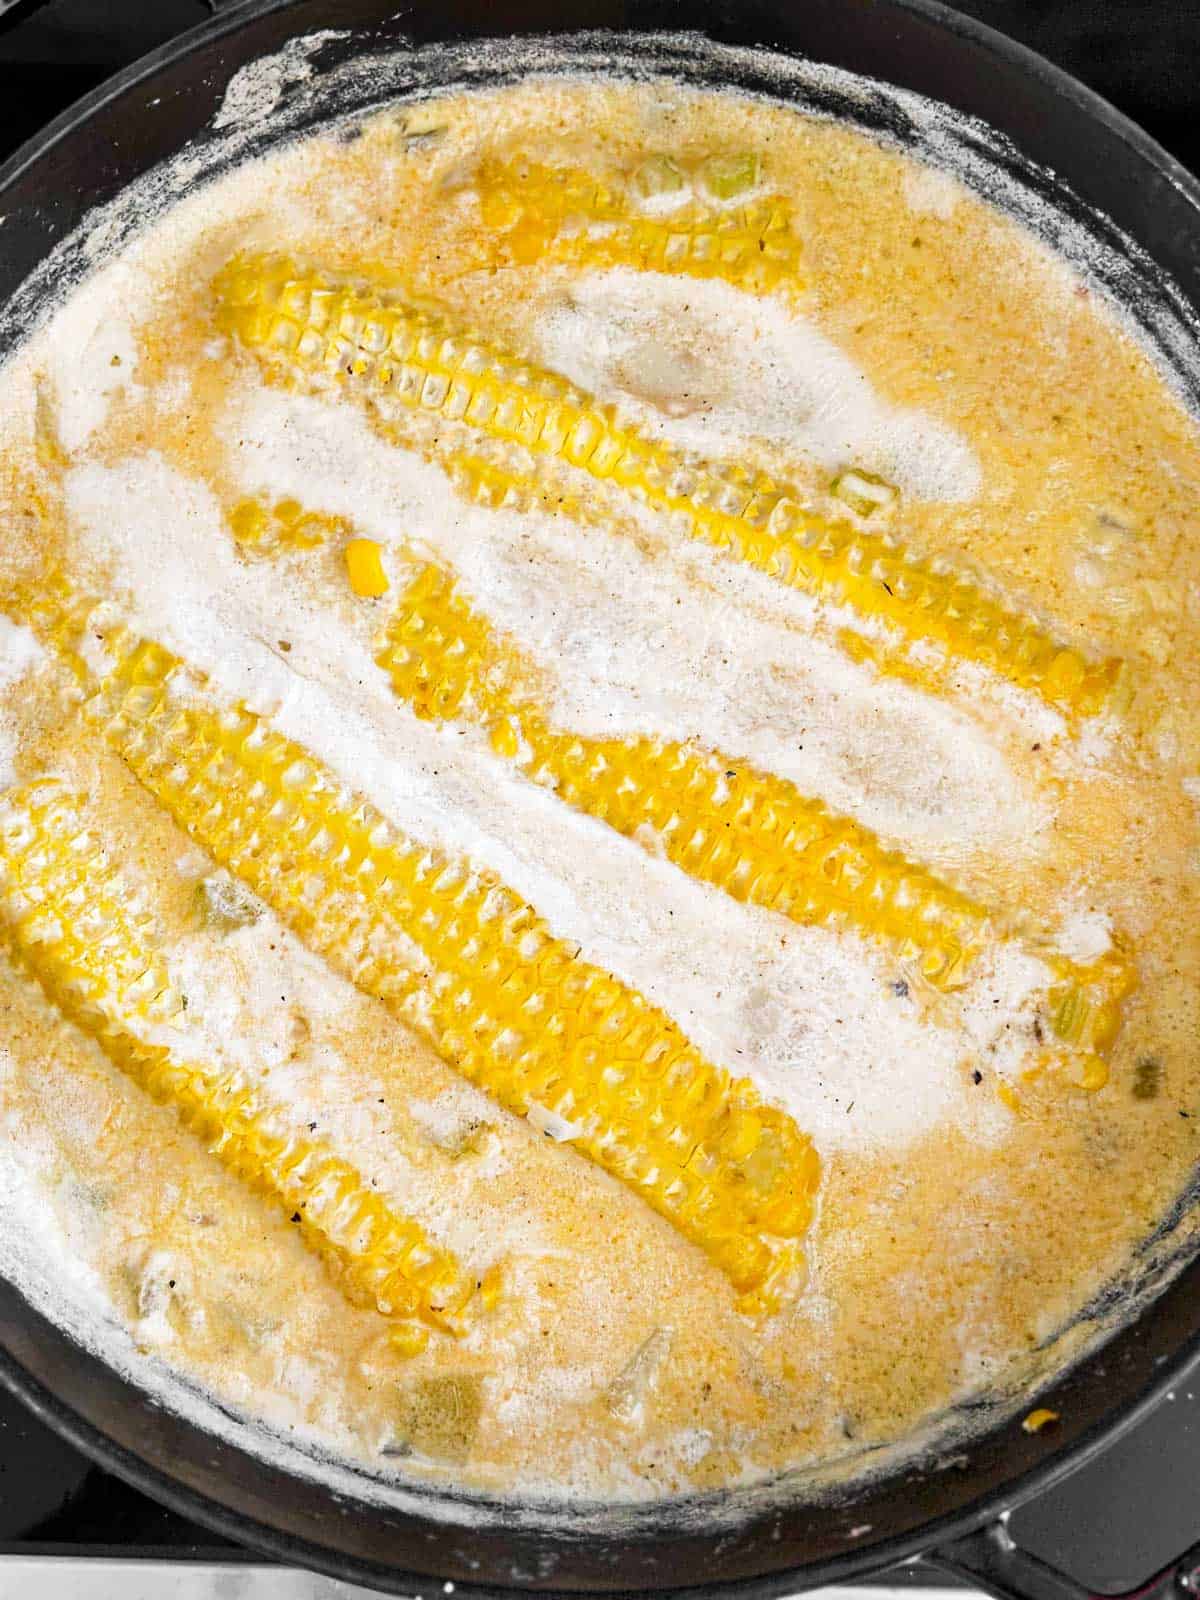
924,1519 -> 1200,1600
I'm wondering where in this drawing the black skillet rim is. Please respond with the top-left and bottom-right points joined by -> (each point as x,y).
0,0 -> 1198,1592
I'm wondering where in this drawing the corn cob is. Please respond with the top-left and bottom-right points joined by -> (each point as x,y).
381,561 -> 987,989
229,496 -> 349,554
379,560 -> 1135,1086
473,157 -> 804,296
214,254 -> 1122,718
65,627 -> 817,1313
0,779 -> 469,1352
16,569 -> 116,691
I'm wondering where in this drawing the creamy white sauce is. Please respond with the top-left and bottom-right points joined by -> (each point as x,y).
0,617 -> 43,687
0,616 -> 42,787
534,268 -> 983,501
958,944 -> 1055,1081
40,268 -> 142,453
901,165 -> 965,219
1055,906 -> 1114,963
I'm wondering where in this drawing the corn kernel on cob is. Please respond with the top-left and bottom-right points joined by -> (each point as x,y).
229,496 -> 348,554
17,570 -> 119,691
214,254 -> 1122,718
0,779 -> 469,1348
381,560 -> 987,988
67,627 -> 817,1311
473,157 -> 804,296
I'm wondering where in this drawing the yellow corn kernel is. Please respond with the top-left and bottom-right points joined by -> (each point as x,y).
9,571 -> 1138,1096
214,255 -> 1122,719
489,717 -> 520,759
388,1320 -> 431,1357
17,570 -> 119,691
836,626 -> 950,700
75,627 -> 816,1313
229,497 -> 269,547
735,1241 -> 806,1321
433,436 -> 593,529
996,1080 -> 1022,1115
473,156 -> 802,296
0,780 -> 470,1341
1022,1407 -> 1060,1433
379,561 -> 988,991
479,1262 -> 504,1312
230,495 -> 346,554
345,538 -> 389,598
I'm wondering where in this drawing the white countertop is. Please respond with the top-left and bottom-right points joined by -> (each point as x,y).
0,1562 -> 959,1599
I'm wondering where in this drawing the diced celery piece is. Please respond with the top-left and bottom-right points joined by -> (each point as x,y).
392,1374 -> 483,1463
400,104 -> 449,145
410,1093 -> 494,1158
526,1100 -> 582,1142
699,151 -> 761,201
195,872 -> 262,932
831,468 -> 898,519
438,1116 -> 490,1158
1132,1055 -> 1162,1100
34,379 -> 65,467
632,154 -> 686,200
605,1326 -> 673,1423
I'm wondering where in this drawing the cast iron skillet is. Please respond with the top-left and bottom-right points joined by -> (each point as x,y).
0,2 -> 1199,1596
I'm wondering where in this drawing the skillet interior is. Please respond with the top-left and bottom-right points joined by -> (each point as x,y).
0,2 -> 1199,1593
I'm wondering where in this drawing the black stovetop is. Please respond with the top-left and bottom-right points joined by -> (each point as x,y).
1,0 -> 1199,1587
